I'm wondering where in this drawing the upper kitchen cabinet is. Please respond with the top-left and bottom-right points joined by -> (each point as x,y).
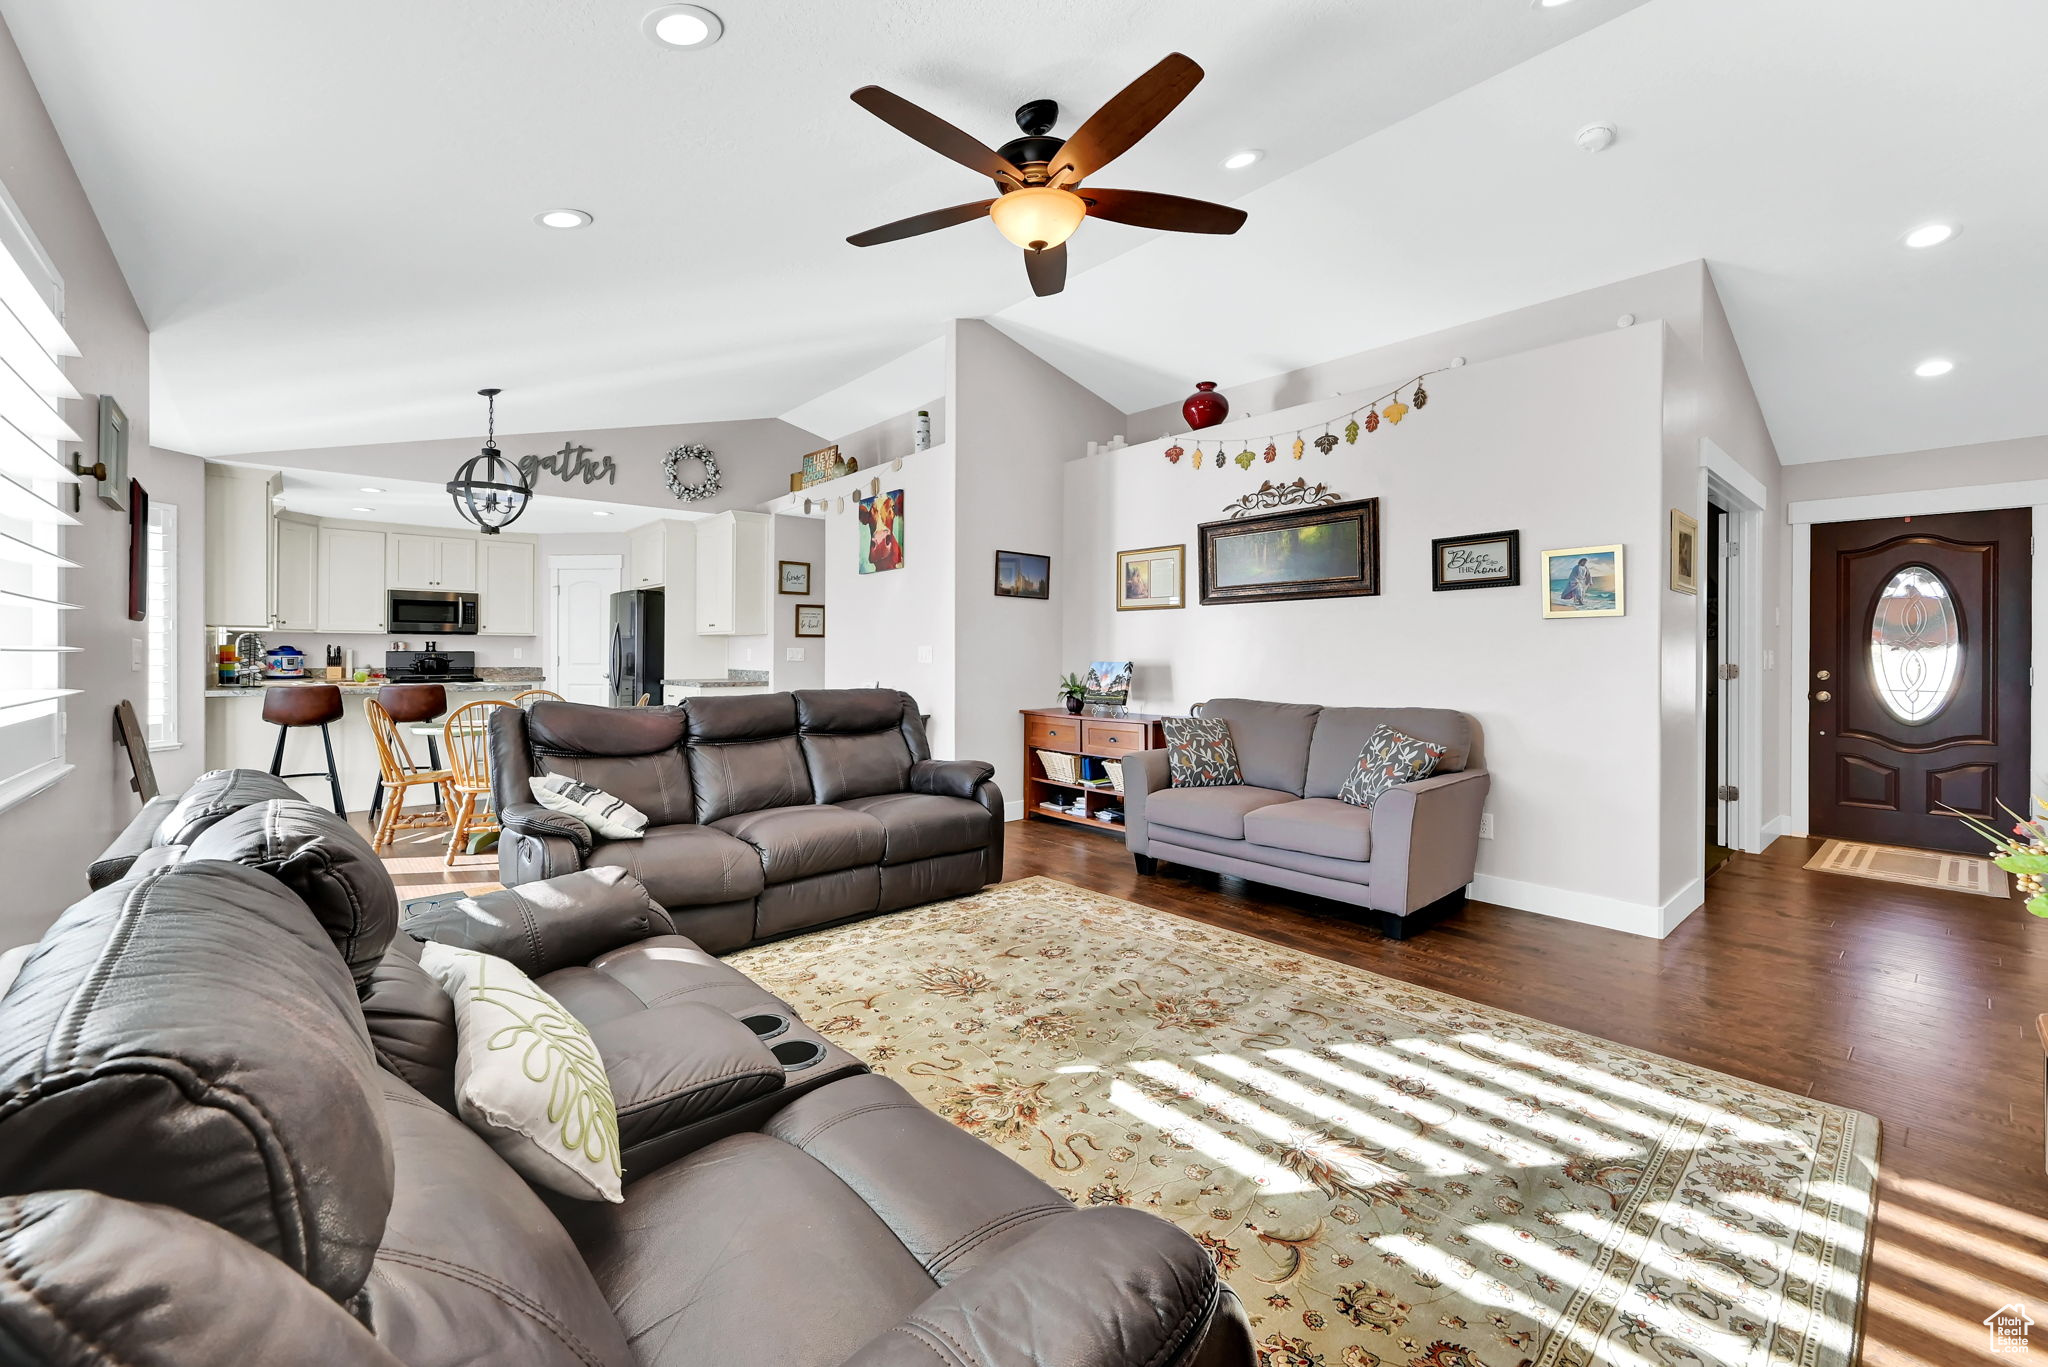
478,539 -> 536,636
387,533 -> 477,591
694,510 -> 770,636
628,521 -> 666,588
204,467 -> 280,627
317,526 -> 387,633
272,517 -> 319,631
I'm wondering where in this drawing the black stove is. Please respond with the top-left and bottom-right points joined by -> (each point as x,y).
386,647 -> 479,684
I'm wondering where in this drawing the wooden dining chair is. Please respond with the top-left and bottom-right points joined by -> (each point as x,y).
442,699 -> 513,865
636,692 -> 651,707
513,688 -> 565,708
364,699 -> 453,851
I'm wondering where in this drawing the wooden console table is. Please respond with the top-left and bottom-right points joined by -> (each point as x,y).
1020,707 -> 1167,837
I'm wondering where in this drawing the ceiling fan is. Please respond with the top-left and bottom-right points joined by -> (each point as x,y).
845,53 -> 1248,297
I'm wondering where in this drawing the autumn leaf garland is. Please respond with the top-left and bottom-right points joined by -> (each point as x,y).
1157,375 -> 1434,471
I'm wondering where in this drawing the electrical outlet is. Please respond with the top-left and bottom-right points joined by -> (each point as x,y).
512,647 -> 523,660
785,647 -> 805,662
917,645 -> 934,664
1478,812 -> 1495,840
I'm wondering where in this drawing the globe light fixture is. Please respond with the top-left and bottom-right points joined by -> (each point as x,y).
988,186 -> 1088,252
446,388 -> 532,535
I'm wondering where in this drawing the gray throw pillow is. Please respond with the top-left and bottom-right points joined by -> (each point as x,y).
1162,716 -> 1243,788
1337,724 -> 1447,807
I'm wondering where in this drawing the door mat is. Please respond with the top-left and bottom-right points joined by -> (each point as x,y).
1805,839 -> 2009,897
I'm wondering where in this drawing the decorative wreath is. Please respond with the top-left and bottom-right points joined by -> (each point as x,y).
663,444 -> 720,501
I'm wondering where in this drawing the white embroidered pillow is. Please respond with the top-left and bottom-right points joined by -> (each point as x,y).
529,773 -> 647,840
418,940 -> 624,1203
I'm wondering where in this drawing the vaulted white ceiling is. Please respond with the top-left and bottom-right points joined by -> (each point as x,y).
6,0 -> 2042,466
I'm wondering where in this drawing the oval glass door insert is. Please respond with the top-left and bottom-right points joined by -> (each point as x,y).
1868,564 -> 1961,723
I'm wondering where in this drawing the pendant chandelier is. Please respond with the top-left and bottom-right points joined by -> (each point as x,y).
445,387 -> 532,535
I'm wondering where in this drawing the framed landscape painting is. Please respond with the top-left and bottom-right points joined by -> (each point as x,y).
1541,544 -> 1625,618
994,550 -> 1050,599
1116,544 -> 1184,611
1082,660 -> 1132,707
1432,529 -> 1519,591
1198,499 -> 1379,605
856,489 -> 904,574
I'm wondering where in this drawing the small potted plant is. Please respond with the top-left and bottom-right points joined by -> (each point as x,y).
1954,800 -> 2048,917
1057,672 -> 1087,715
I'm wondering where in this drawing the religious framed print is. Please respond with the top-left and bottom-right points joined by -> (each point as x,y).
1541,544 -> 1625,618
778,560 -> 811,595
1669,510 -> 1700,595
794,604 -> 825,637
1115,544 -> 1184,611
993,550 -> 1050,599
1198,498 -> 1379,605
1431,529 -> 1519,591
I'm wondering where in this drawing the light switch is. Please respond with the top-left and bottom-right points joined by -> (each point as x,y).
785,647 -> 805,662
131,638 -> 143,671
917,645 -> 934,664
512,647 -> 523,660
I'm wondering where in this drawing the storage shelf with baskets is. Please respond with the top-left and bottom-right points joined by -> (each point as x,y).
1019,707 -> 1166,837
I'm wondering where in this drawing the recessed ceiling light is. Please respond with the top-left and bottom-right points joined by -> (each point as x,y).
534,209 -> 592,230
1914,358 -> 1954,378
1221,149 -> 1263,170
1903,222 -> 1955,249
351,506 -> 376,513
643,4 -> 722,48
1533,0 -> 1576,7
359,486 -> 384,494
592,510 -> 614,517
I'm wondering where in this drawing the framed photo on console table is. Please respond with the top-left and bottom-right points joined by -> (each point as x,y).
1198,498 -> 1379,605
1431,529 -> 1520,591
1115,544 -> 1184,611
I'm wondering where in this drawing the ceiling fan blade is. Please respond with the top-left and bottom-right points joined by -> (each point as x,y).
850,86 -> 1021,185
1024,243 -> 1067,297
847,199 -> 996,247
1081,188 -> 1247,235
1049,53 -> 1203,185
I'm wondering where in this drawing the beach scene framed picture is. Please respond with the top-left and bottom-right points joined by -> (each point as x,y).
1541,544 -> 1625,618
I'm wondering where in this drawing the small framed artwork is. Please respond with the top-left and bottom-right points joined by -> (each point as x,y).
95,395 -> 130,511
1669,510 -> 1700,595
1541,544 -> 1625,618
1083,660 -> 1132,707
994,550 -> 1050,599
1116,544 -> 1184,611
126,479 -> 149,621
1431,529 -> 1520,591
1198,498 -> 1379,605
857,489 -> 904,573
794,604 -> 825,637
778,560 -> 811,595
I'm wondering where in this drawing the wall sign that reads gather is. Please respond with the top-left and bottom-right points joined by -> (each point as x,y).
518,441 -> 618,488
664,444 -> 721,501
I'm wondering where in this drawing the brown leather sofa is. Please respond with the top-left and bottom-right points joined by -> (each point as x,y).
11,784 -> 1253,1365
491,689 -> 1004,952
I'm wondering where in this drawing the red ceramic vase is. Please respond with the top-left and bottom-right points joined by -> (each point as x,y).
1182,381 -> 1229,430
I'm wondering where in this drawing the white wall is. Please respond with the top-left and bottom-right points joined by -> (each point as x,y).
767,514 -> 825,690
1065,326 -> 1676,931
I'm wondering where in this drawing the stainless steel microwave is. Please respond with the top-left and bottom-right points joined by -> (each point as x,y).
387,589 -> 478,635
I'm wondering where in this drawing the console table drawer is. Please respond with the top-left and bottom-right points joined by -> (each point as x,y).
1026,716 -> 1082,751
1082,720 -> 1149,756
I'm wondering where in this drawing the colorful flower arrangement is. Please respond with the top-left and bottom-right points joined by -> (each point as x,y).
1954,801 -> 2048,916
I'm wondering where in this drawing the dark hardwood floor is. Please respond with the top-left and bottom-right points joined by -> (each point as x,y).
368,810 -> 2047,1366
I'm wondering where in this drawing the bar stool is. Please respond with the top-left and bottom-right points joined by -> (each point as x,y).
367,684 -> 448,822
263,684 -> 346,816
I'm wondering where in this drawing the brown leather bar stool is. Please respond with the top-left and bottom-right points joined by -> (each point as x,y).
262,684 -> 347,816
368,683 -> 448,822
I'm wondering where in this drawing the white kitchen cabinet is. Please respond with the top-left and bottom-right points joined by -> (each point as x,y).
387,534 -> 477,590
693,511 -> 770,636
273,517 -> 320,631
628,522 -> 666,587
204,468 -> 280,627
319,526 -> 388,632
479,539 -> 536,635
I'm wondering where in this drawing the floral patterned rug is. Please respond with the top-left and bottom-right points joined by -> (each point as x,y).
730,877 -> 1878,1367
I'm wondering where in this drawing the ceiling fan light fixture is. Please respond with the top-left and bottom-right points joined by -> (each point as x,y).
989,186 -> 1088,252
643,5 -> 722,48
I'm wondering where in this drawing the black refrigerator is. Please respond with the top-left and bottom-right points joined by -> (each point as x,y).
608,589 -> 664,707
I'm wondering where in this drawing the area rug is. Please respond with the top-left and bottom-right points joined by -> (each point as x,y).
1804,838 -> 2007,898
731,876 -> 1878,1367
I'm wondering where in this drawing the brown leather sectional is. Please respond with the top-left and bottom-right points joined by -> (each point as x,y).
491,688 -> 1004,951
4,775 -> 1254,1364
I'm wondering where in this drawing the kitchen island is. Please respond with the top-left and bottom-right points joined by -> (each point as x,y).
203,678 -> 547,817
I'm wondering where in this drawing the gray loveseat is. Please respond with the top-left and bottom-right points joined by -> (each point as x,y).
1122,699 -> 1488,938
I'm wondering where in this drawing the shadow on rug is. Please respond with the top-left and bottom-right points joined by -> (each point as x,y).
731,876 -> 1878,1367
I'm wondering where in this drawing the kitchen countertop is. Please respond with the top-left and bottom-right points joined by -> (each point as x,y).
205,678 -> 547,700
661,672 -> 772,689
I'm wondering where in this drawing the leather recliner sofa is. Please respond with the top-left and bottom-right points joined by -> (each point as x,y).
9,781 -> 1253,1365
491,688 -> 1004,952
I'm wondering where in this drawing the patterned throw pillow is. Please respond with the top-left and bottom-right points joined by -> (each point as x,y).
1162,716 -> 1244,788
529,773 -> 646,840
419,940 -> 624,1203
1337,725 -> 1448,808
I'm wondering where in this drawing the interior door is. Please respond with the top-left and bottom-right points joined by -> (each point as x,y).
550,561 -> 620,705
1809,509 -> 2030,853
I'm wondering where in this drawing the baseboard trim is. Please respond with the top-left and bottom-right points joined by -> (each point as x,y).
1761,815 -> 1798,846
1469,872 -> 1691,939
1004,799 -> 1025,823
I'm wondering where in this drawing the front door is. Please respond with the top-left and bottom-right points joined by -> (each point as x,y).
1808,509 -> 2030,853
550,559 -> 621,705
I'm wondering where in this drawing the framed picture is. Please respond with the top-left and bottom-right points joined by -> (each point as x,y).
95,395 -> 129,511
856,489 -> 904,574
994,550 -> 1050,599
1198,498 -> 1379,605
778,559 -> 811,595
794,604 -> 825,637
1431,529 -> 1519,591
1116,544 -> 1185,611
126,479 -> 149,621
1083,660 -> 1132,707
1541,544 -> 1625,618
1669,510 -> 1700,596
